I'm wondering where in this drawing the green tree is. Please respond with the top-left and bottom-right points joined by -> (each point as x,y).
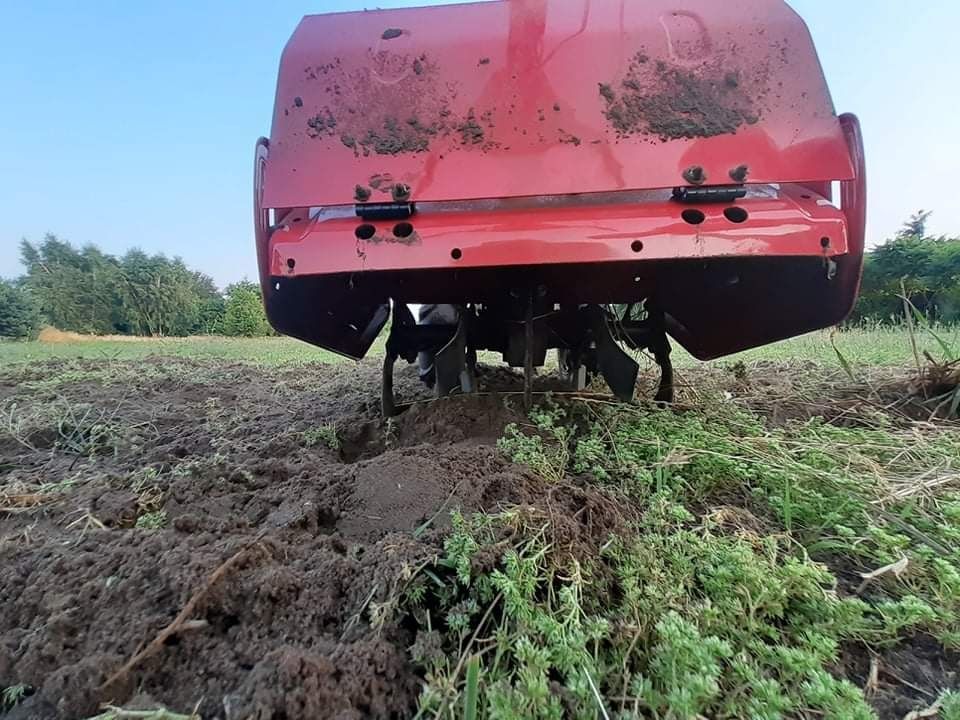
222,281 -> 271,337
852,212 -> 960,323
20,235 -> 120,333
0,279 -> 41,339
898,210 -> 933,238
19,235 -> 223,336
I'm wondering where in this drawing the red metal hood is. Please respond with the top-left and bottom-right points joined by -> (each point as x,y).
262,0 -> 854,209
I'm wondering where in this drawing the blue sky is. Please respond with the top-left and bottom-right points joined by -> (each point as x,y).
1,0 -> 958,288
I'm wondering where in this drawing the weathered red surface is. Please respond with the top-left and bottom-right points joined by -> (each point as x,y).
267,185 -> 848,277
262,0 -> 854,208
254,0 -> 866,362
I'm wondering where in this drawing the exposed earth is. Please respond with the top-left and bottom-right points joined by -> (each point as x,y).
0,357 -> 956,719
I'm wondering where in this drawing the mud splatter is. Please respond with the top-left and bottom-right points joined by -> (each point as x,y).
306,110 -> 338,138
381,28 -> 403,40
598,83 -> 616,103
478,57 -> 490,66
458,110 -> 485,145
358,117 -> 434,155
600,52 -> 763,141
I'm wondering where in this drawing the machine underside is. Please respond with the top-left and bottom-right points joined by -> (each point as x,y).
255,0 -> 867,415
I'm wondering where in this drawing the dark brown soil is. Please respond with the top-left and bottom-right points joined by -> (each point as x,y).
0,358 -> 952,719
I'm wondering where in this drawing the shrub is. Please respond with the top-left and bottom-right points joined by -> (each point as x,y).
0,280 -> 41,339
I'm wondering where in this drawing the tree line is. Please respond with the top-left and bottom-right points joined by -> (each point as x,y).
850,211 -> 960,324
0,235 -> 270,339
2,214 -> 959,339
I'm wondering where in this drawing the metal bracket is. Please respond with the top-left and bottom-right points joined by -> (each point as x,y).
672,186 -> 747,203
355,202 -> 415,220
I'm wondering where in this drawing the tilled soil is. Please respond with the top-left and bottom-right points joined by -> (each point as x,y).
0,358 -> 600,719
0,357 -> 953,719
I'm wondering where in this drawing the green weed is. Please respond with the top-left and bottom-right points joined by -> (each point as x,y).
303,423 -> 340,450
1,683 -> 30,711
135,510 -> 168,530
439,396 -> 960,717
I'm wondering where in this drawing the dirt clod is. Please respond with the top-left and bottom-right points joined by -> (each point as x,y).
381,28 -> 403,40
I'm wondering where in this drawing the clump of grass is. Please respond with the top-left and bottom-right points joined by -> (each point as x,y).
0,397 -> 150,458
497,406 -> 571,483
303,423 -> 339,451
135,510 -> 168,530
1,683 -> 31,711
402,508 -> 882,719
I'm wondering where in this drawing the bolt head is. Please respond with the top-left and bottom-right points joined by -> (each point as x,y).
683,166 -> 706,185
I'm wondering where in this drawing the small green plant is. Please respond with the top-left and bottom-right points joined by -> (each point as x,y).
135,510 -> 168,530
1,683 -> 30,711
497,405 -> 571,483
303,423 -> 339,450
940,690 -> 960,720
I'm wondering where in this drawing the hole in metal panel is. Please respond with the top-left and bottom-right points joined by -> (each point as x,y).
355,224 -> 376,240
631,240 -> 643,252
451,248 -> 462,260
286,258 -> 296,269
681,209 -> 706,225
393,222 -> 414,238
723,207 -> 749,224
820,236 -> 831,248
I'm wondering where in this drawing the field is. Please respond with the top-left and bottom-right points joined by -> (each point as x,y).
1,328 -> 959,720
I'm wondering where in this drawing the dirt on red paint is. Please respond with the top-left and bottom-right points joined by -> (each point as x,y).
0,357 -> 954,719
600,53 -> 762,141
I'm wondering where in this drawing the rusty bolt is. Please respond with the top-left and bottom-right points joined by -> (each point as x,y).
683,166 -> 706,185
392,183 -> 411,201
354,185 -> 371,202
729,164 -> 749,183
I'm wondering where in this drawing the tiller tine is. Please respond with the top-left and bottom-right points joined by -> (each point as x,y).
588,307 -> 640,403
434,312 -> 475,398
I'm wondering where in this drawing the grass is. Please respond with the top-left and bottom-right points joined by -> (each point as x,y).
1,683 -> 30,711
0,335 -> 346,366
403,394 -> 960,719
303,423 -> 340,451
1,326 -> 957,368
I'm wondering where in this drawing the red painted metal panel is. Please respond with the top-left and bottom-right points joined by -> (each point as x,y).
263,0 -> 854,208
268,185 -> 847,278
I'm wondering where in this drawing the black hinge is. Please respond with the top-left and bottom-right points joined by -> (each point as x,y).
672,186 -> 747,203
355,202 -> 415,220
